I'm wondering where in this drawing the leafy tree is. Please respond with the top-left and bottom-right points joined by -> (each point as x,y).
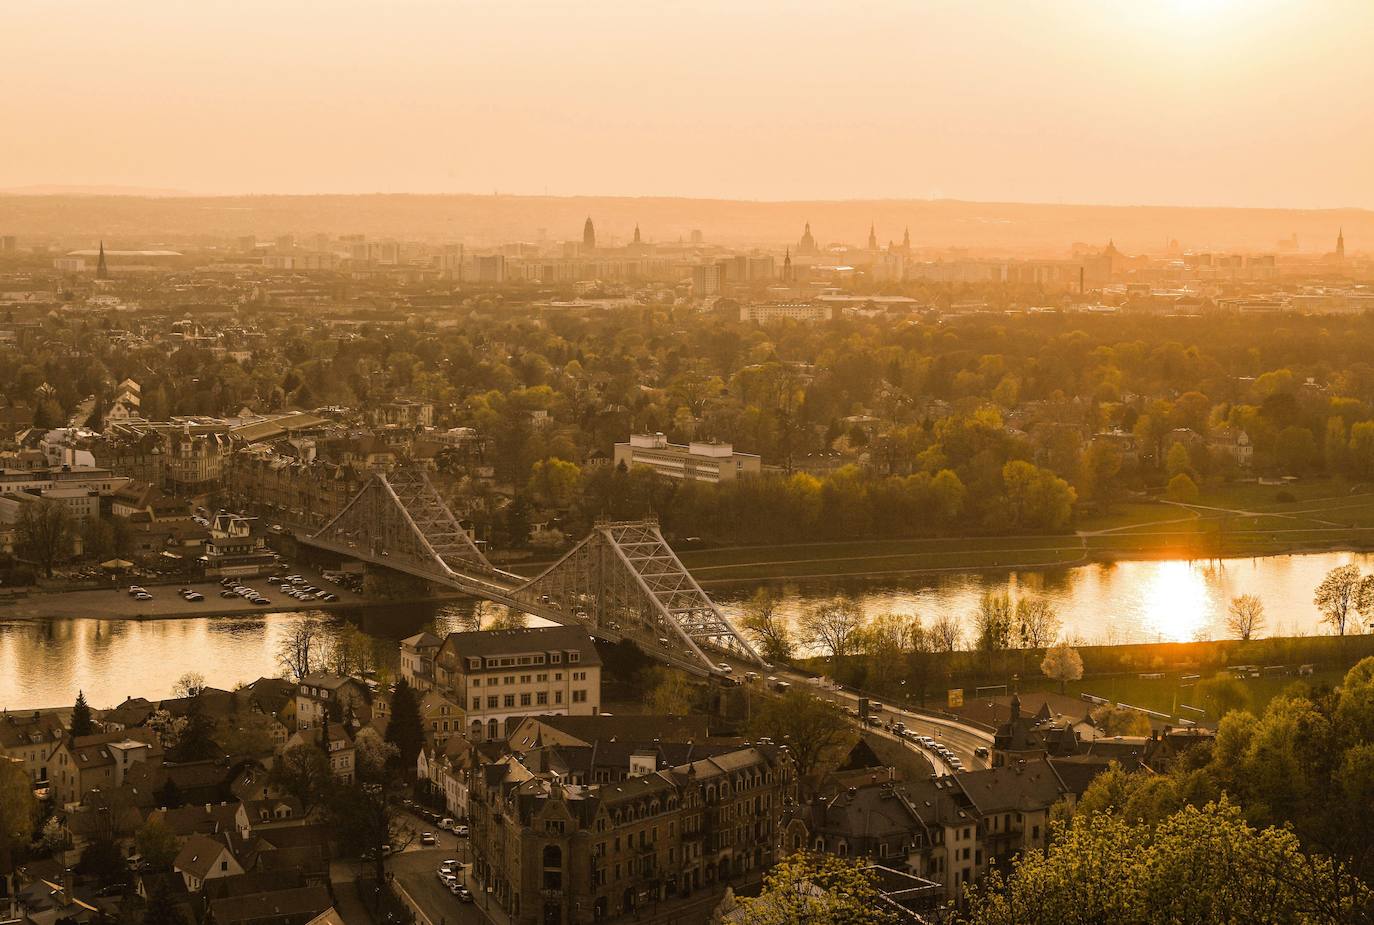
1001,461 -> 1076,530
143,880 -> 186,925
643,667 -> 700,715
328,782 -> 412,882
134,817 -> 178,870
1226,594 -> 1266,641
750,690 -> 855,794
1195,674 -> 1252,720
71,690 -> 94,737
731,852 -> 900,925
384,678 -> 424,776
1315,564 -> 1363,635
1166,472 -> 1199,504
1040,642 -> 1083,694
171,672 -> 205,698
16,498 -> 73,578
270,742 -> 333,813
1166,441 -> 1194,478
169,696 -> 220,762
974,591 -> 1013,655
1090,704 -> 1152,737
352,727 -> 398,784
1,758 -> 38,901
154,778 -> 183,810
526,457 -> 582,509
960,801 -> 1350,925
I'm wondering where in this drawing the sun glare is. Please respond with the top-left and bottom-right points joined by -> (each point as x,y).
1141,561 -> 1211,642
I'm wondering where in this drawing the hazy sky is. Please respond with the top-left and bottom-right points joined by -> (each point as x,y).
4,0 -> 1370,208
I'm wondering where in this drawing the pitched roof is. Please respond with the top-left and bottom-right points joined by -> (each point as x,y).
175,833 -> 234,881
439,625 -> 602,666
207,885 -> 332,925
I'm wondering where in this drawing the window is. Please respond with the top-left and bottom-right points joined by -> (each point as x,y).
537,673 -> 548,682
551,653 -> 562,664
472,697 -> 480,710
487,696 -> 498,708
504,694 -> 515,708
572,690 -> 587,703
520,674 -> 531,684
554,691 -> 563,704
569,652 -> 580,663
520,693 -> 532,706
536,692 -> 548,705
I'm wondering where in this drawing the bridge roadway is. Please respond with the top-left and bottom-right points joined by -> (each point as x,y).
716,655 -> 996,772
298,531 -> 745,680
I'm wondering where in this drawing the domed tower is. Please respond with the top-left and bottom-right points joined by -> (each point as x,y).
582,216 -> 596,251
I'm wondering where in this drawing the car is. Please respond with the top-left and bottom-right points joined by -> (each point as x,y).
135,592 -> 153,601
253,596 -> 270,605
128,585 -> 146,594
318,592 -> 338,602
439,859 -> 460,873
437,869 -> 455,884
974,746 -> 990,759
220,589 -> 237,598
452,824 -> 469,837
183,592 -> 205,602
454,885 -> 473,902
717,663 -> 733,674
420,832 -> 437,846
438,817 -> 456,831
220,577 -> 237,586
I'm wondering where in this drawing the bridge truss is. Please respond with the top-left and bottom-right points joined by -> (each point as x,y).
302,469 -> 761,674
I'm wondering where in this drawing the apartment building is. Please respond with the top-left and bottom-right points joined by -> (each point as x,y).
468,743 -> 794,925
427,626 -> 602,741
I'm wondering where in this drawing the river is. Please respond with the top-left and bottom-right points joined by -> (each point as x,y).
4,550 -> 1373,711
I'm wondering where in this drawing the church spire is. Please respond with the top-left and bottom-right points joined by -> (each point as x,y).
633,224 -> 641,244
1337,227 -> 1345,259
96,240 -> 109,280
782,247 -> 793,283
868,223 -> 878,250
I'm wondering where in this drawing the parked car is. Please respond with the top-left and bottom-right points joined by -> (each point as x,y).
452,824 -> 469,837
438,817 -> 456,831
420,832 -> 437,846
220,590 -> 237,598
134,592 -> 153,601
454,885 -> 473,902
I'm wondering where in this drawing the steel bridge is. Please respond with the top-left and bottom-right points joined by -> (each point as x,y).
297,468 -> 761,676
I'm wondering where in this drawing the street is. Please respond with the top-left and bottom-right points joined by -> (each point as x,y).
385,808 -> 483,925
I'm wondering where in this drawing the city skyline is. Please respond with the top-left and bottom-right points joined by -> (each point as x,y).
4,0 -> 1372,209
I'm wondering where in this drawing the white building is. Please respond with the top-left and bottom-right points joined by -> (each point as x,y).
613,433 -> 761,483
427,626 -> 603,742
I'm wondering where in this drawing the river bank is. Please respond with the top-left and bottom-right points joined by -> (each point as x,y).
0,575 -> 465,623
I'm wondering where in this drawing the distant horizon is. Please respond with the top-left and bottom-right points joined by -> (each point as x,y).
3,186 -> 1372,216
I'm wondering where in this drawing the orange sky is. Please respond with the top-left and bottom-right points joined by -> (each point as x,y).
3,0 -> 1370,208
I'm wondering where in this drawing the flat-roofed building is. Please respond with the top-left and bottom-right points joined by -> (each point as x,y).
613,433 -> 760,484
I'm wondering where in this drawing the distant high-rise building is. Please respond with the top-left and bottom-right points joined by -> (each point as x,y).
0,235 -> 16,253
632,224 -> 641,245
1337,228 -> 1345,260
96,241 -> 109,279
798,222 -> 817,255
582,216 -> 596,251
689,229 -> 703,245
902,226 -> 911,253
691,264 -> 722,297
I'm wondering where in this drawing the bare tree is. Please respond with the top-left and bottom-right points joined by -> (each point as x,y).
1314,565 -> 1362,636
16,499 -> 73,578
930,612 -> 963,653
1041,642 -> 1084,694
798,597 -> 864,668
1015,597 -> 1062,649
739,588 -> 794,662
277,620 -> 322,681
974,591 -> 1013,653
1225,594 -> 1266,641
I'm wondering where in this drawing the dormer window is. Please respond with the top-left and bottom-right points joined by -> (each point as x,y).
569,652 -> 580,663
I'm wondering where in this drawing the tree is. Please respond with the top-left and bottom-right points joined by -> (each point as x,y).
328,782 -> 412,884
277,620 -> 322,681
170,696 -> 220,762
749,690 -> 855,793
930,612 -> 963,653
731,852 -> 901,925
974,591 -> 1013,655
643,667 -> 699,715
1196,674 -> 1252,719
1,758 -> 38,904
71,690 -> 94,737
171,672 -> 206,698
739,588 -> 793,662
16,498 -> 73,578
270,742 -> 333,813
1166,472 -> 1200,504
1041,643 -> 1084,694
384,678 -> 424,776
1315,564 -> 1363,636
1226,594 -> 1266,641
1090,704 -> 1153,737
134,817 -> 178,870
143,880 -> 187,925
352,727 -> 398,785
1166,441 -> 1194,478
1015,597 -> 1061,649
798,597 -> 864,670
1001,461 -> 1076,531
215,711 -> 277,758
526,457 -> 582,509
960,800 -> 1349,925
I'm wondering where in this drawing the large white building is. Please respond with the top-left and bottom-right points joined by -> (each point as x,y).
427,626 -> 603,742
613,433 -> 761,483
